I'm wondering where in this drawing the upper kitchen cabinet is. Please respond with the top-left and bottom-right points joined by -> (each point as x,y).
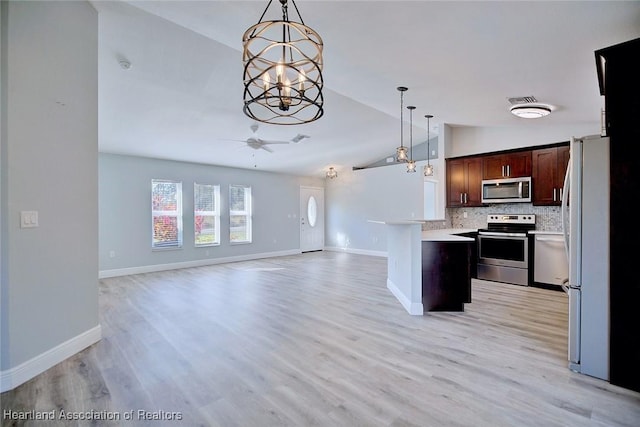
532,145 -> 570,206
446,157 -> 483,207
483,151 -> 532,179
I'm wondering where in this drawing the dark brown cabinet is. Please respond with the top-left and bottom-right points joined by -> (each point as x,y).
482,151 -> 532,179
422,239 -> 473,311
532,145 -> 570,205
446,157 -> 483,207
596,37 -> 640,393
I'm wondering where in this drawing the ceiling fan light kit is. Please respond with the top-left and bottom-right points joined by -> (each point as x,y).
227,123 -> 306,153
242,0 -> 324,125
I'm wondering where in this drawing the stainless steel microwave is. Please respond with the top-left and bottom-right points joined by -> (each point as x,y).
481,177 -> 531,203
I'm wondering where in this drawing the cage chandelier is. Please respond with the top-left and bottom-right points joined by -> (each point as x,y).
242,0 -> 324,125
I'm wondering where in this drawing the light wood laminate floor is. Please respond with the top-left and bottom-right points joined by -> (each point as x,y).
2,251 -> 639,426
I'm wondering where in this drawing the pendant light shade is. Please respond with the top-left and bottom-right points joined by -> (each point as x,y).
242,0 -> 324,125
396,86 -> 409,162
406,105 -> 417,173
424,114 -> 434,176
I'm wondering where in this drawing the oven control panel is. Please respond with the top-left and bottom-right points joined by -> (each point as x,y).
487,214 -> 535,225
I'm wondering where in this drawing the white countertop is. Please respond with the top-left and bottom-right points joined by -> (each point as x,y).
422,228 -> 477,242
529,230 -> 563,235
368,220 -> 426,225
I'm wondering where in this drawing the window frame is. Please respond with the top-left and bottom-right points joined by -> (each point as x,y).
151,179 -> 183,250
194,182 -> 221,247
229,184 -> 252,244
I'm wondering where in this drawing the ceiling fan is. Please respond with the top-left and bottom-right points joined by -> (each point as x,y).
225,124 -> 310,153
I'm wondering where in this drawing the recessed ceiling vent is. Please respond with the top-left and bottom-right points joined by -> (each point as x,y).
508,96 -> 538,105
507,95 -> 553,119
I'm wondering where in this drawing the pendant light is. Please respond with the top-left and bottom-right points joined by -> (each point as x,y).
242,0 -> 324,125
424,114 -> 434,176
396,86 -> 409,162
406,106 -> 417,173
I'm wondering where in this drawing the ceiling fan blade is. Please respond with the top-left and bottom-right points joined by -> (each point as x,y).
291,134 -> 310,143
261,145 -> 274,153
261,140 -> 291,145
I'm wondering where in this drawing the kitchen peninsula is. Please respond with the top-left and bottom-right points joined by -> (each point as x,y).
371,221 -> 477,315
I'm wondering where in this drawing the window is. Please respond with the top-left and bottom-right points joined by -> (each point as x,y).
151,179 -> 183,249
194,183 -> 220,247
229,185 -> 252,243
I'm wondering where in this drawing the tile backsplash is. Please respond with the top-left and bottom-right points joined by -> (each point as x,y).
423,204 -> 562,231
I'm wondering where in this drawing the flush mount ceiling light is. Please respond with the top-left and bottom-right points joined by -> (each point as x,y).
242,0 -> 324,125
508,96 -> 552,119
396,86 -> 409,162
326,167 -> 338,179
510,104 -> 552,119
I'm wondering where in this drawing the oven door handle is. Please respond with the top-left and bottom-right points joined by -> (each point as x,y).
478,231 -> 528,238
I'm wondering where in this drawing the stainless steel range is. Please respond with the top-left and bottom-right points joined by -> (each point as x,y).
477,214 -> 536,286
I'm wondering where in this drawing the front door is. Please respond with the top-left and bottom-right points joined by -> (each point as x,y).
300,186 -> 324,252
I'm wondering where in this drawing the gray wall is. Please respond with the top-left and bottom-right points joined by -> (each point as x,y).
1,0 -> 98,372
99,153 -> 323,275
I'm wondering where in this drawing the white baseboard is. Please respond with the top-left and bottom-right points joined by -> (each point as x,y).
387,278 -> 423,315
0,325 -> 102,393
99,249 -> 301,278
324,246 -> 387,258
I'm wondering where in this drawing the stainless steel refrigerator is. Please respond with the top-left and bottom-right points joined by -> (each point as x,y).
561,134 -> 610,380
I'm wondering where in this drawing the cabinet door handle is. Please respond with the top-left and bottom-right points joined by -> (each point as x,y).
507,165 -> 511,176
460,193 -> 463,203
553,188 -> 557,201
560,187 -> 563,202
464,193 -> 468,204
501,165 -> 505,177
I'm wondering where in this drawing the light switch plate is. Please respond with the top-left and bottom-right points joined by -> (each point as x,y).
20,211 -> 39,228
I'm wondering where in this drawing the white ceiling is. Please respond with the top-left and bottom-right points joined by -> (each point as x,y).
92,1 -> 640,177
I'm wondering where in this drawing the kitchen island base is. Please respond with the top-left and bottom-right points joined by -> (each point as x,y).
422,240 -> 472,311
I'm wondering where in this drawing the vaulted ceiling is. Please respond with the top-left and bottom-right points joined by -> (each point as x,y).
92,1 -> 640,177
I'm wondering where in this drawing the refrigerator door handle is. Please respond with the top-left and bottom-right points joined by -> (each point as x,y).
561,160 -> 571,263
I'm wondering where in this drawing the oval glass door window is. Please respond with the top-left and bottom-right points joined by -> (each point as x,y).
307,196 -> 317,227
